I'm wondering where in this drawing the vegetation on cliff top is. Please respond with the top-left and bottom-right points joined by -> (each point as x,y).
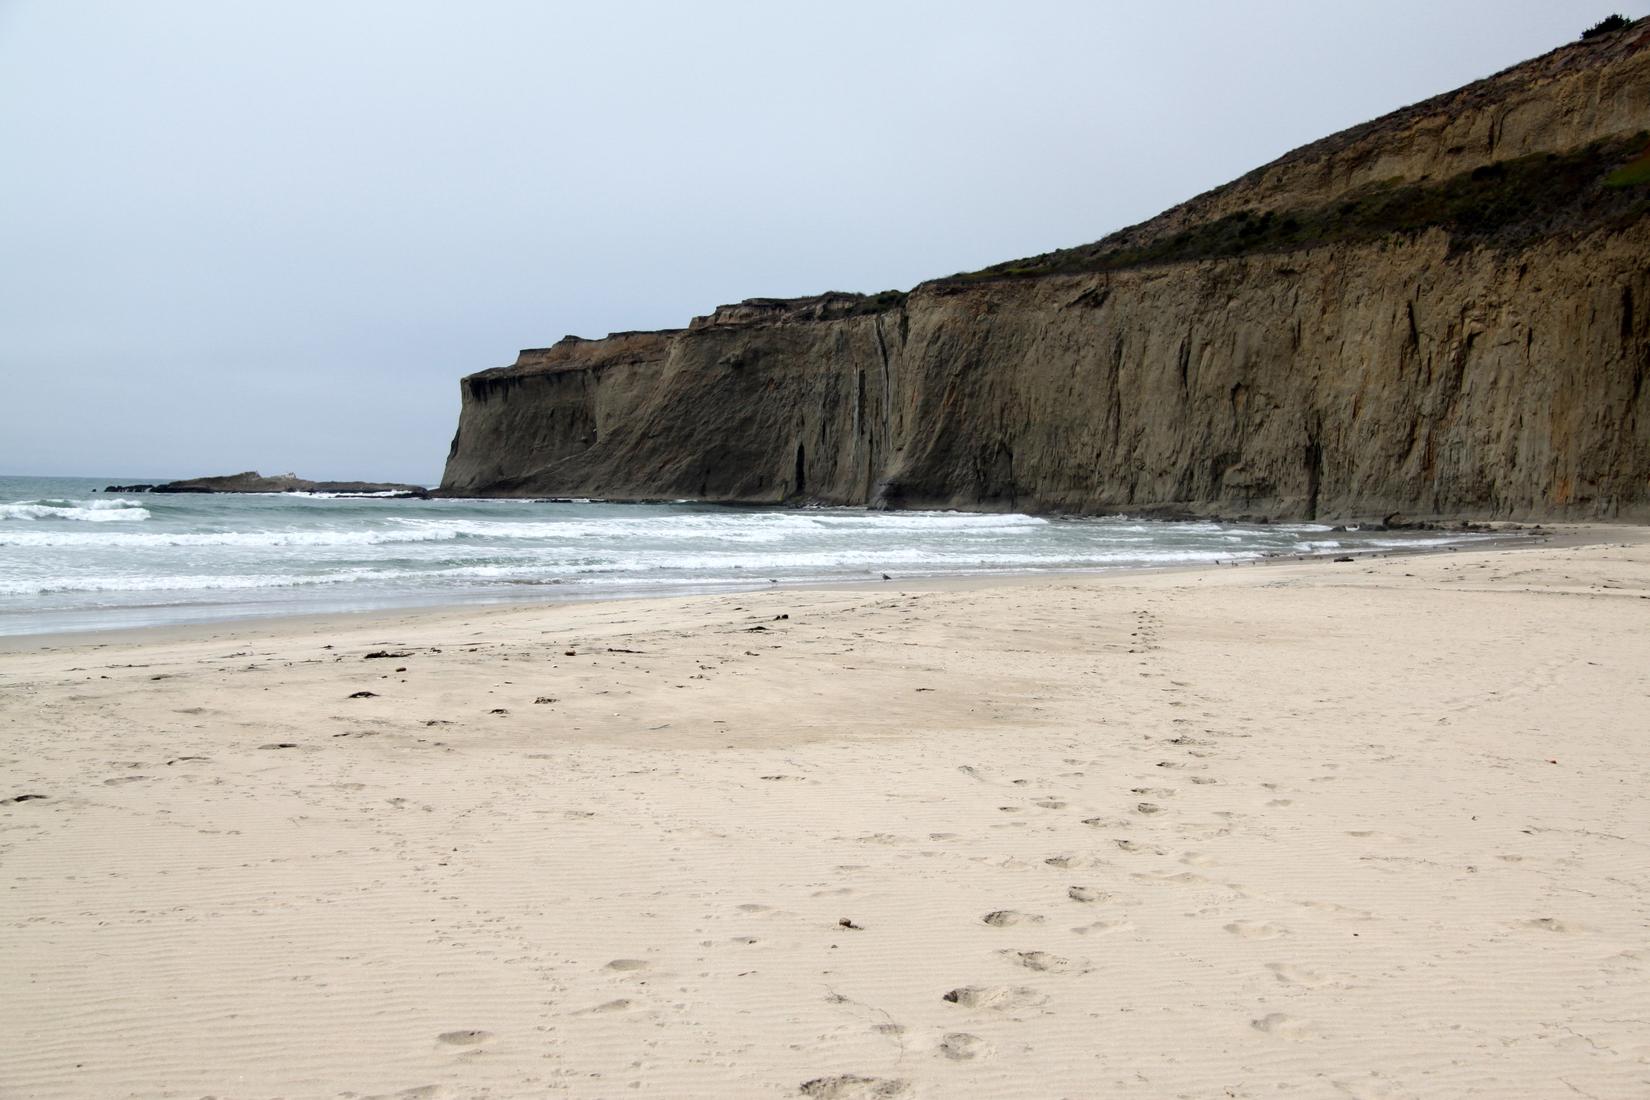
1581,14 -> 1633,39
842,289 -> 909,315
941,135 -> 1650,286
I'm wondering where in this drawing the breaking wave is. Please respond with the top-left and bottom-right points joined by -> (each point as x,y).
0,476 -> 1510,635
0,498 -> 151,523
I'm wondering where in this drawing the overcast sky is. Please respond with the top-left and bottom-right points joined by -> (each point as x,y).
3,1 -> 1645,484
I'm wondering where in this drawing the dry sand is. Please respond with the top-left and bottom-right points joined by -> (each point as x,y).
3,535 -> 1649,1098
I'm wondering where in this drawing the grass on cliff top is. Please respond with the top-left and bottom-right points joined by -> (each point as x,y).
943,134 -> 1650,284
843,289 -> 909,315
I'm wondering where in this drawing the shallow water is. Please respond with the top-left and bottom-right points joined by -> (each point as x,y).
0,475 -> 1501,636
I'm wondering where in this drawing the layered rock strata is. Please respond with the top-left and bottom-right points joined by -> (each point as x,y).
441,23 -> 1650,521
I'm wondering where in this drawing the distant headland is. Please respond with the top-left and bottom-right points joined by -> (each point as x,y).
103,471 -> 429,498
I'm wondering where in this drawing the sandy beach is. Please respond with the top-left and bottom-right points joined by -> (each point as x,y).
3,533 -> 1648,1099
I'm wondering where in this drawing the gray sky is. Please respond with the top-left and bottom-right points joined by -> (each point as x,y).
4,1 -> 1645,484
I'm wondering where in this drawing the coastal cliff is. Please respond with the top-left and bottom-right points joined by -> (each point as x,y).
442,23 -> 1650,520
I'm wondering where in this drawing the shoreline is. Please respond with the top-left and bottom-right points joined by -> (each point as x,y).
5,529 -> 1648,1096
0,521 -> 1611,654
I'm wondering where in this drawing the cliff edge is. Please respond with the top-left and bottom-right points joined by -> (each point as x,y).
441,22 -> 1650,521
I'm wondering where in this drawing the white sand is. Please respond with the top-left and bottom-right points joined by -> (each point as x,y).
3,535 -> 1648,1098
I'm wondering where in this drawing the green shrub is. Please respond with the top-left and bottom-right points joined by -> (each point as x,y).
1582,14 -> 1632,39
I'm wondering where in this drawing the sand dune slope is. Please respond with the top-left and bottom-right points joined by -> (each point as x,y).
3,537 -> 1649,1098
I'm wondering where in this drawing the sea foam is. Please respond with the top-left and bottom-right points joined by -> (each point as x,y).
0,475 -> 1509,636
0,498 -> 151,523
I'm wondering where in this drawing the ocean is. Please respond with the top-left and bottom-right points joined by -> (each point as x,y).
0,474 -> 1502,637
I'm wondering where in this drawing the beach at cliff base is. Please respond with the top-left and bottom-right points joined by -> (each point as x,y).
2,533 -> 1648,1098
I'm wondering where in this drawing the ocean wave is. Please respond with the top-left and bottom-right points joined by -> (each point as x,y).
0,488 -> 1508,618
0,527 -> 453,549
0,522 -> 781,549
1,561 -> 610,596
0,566 -> 463,596
0,509 -> 1052,548
798,511 -> 1050,530
0,498 -> 151,523
279,489 -> 422,499
0,543 -> 1268,597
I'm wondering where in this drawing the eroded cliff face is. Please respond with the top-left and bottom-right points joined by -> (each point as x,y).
441,24 -> 1650,521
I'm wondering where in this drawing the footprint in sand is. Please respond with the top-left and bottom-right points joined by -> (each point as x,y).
1132,870 -> 1211,887
981,910 -> 1045,927
1188,776 -> 1219,785
1251,1012 -> 1318,1040
1067,886 -> 1107,903
1296,899 -> 1371,918
436,1029 -> 494,1047
1073,918 -> 1131,936
857,833 -> 911,845
1179,851 -> 1217,867
998,949 -> 1071,972
1346,830 -> 1407,843
1330,1076 -> 1409,1099
1135,802 -> 1164,815
942,985 -> 1047,1011
1519,917 -> 1591,934
937,1032 -> 990,1061
581,998 -> 633,1014
1224,920 -> 1286,940
604,958 -> 649,971
800,1075 -> 910,1099
1266,962 -> 1331,987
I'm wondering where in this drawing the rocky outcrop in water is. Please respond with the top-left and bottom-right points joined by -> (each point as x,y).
106,472 -> 428,497
441,22 -> 1650,521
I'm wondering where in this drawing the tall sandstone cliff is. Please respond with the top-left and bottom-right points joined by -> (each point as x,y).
442,24 -> 1650,521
